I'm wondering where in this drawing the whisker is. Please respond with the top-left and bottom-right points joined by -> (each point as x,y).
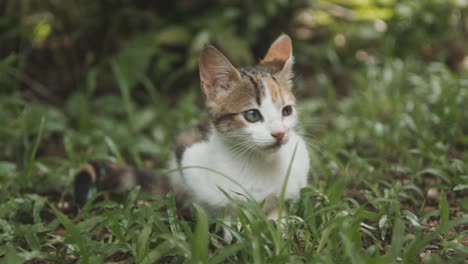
296,132 -> 321,142
301,139 -> 323,154
229,141 -> 256,159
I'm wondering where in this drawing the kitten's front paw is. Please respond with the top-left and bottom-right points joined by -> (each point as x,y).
266,208 -> 288,226
223,227 -> 233,244
222,217 -> 242,244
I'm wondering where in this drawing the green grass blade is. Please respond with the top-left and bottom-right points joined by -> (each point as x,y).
25,116 -> 45,188
209,242 -> 246,264
136,221 -> 153,263
141,240 -> 174,264
49,203 -> 90,263
190,203 -> 209,263
403,217 -> 468,262
276,142 -> 299,251
341,233 -> 365,264
3,243 -> 24,264
389,218 -> 405,260
439,190 -> 449,224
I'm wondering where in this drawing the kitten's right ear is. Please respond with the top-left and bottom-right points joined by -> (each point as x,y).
261,35 -> 294,82
199,45 -> 241,100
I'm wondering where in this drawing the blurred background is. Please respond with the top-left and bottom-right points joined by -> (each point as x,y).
2,0 -> 467,97
0,0 -> 467,189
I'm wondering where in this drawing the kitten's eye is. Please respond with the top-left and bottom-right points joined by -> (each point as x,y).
242,109 -> 263,123
282,105 -> 293,116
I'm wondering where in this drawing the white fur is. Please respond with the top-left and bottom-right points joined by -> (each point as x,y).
169,131 -> 309,214
168,79 -> 309,216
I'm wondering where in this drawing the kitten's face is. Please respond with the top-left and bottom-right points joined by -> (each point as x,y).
218,70 -> 297,149
199,35 -> 297,151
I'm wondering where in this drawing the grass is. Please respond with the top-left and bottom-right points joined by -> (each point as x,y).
0,57 -> 467,263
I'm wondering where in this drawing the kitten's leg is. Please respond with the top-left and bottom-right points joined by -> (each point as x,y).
266,207 -> 280,220
264,195 -> 288,224
223,217 -> 233,243
222,214 -> 242,243
266,206 -> 288,225
267,207 -> 289,240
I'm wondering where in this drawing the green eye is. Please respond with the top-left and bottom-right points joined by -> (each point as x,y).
242,109 -> 263,123
282,105 -> 293,116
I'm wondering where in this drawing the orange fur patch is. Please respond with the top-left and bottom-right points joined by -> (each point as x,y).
264,77 -> 285,104
80,163 -> 97,182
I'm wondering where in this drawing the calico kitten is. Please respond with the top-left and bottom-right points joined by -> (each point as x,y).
75,35 -> 310,222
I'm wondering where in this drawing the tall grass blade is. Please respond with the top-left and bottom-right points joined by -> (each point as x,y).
190,203 -> 209,263
25,116 -> 45,188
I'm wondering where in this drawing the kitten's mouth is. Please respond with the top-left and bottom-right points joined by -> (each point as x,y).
264,140 -> 286,150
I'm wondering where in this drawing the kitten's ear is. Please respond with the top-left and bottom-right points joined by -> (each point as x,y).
261,34 -> 294,80
199,45 -> 241,100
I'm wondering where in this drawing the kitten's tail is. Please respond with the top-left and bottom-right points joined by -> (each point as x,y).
74,160 -> 170,206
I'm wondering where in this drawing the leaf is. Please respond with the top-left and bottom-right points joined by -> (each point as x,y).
214,31 -> 253,65
341,233 -> 365,264
403,217 -> 468,263
25,116 -> 45,186
418,168 -> 451,184
136,222 -> 153,263
0,161 -> 16,179
104,137 -> 124,163
3,243 -> 24,264
0,219 -> 14,242
187,30 -> 211,69
88,255 -> 104,264
76,216 -> 106,232
155,25 -> 191,46
50,204 -> 90,262
141,240 -> 173,264
106,220 -> 125,244
134,108 -> 156,132
112,33 -> 156,89
125,186 -> 141,207
31,195 -> 46,224
326,174 -> 348,205
209,242 -> 246,264
378,215 -> 389,240
402,210 -> 421,229
389,219 -> 405,260
439,190 -> 449,224
190,204 -> 209,263
453,184 -> 468,191
23,231 -> 40,251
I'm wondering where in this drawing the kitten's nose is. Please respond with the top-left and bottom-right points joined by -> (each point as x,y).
271,132 -> 285,142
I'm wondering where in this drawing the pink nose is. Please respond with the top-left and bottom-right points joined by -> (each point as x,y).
271,132 -> 285,142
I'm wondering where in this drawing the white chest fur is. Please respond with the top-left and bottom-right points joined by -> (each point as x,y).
169,132 -> 310,213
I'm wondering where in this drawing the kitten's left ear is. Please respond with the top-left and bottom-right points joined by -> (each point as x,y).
261,34 -> 294,80
199,45 -> 241,101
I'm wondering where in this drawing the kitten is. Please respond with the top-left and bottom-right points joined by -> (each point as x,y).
75,35 -> 310,222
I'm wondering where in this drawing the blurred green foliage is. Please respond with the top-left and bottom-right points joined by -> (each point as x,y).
1,0 -> 467,97
1,0 -> 466,167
